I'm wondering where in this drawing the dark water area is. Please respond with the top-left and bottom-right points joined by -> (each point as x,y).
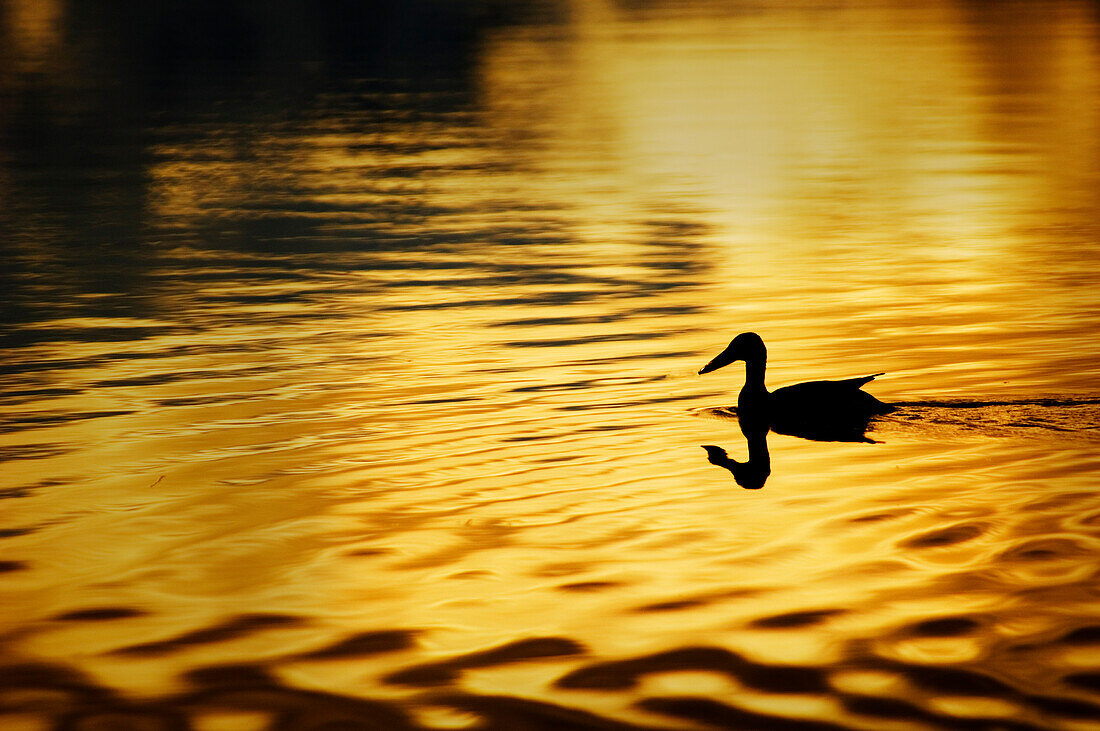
3,1 -> 1100,729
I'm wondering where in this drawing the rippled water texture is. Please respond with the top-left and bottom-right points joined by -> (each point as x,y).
3,1 -> 1100,729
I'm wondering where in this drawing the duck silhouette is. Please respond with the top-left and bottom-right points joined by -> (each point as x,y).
698,332 -> 893,442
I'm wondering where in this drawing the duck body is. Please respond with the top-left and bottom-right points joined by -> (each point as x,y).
700,332 -> 893,441
769,374 -> 892,416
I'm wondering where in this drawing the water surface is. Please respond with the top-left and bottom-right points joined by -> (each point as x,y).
3,1 -> 1100,729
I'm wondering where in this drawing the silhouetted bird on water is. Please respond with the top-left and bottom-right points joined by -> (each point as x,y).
699,332 -> 893,442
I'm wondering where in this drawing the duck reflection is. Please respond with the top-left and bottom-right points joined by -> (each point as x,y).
702,422 -> 771,490
699,333 -> 894,488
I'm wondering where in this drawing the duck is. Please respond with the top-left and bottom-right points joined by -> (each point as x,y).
698,332 -> 893,442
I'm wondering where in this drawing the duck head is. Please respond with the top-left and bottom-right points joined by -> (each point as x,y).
698,332 -> 766,375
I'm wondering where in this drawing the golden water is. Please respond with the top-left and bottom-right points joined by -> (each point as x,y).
3,2 -> 1100,729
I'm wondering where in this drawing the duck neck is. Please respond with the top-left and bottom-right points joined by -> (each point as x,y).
743,355 -> 767,394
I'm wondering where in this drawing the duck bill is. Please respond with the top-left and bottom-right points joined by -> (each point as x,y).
698,347 -> 739,375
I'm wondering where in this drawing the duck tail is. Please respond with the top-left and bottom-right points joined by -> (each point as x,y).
845,372 -> 885,387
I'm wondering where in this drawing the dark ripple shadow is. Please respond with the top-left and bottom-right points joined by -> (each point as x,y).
863,658 -> 1017,697
110,614 -> 304,657
0,325 -> 180,349
557,394 -> 704,412
0,409 -> 135,435
637,696 -> 849,731
556,581 -> 626,592
502,331 -> 683,349
397,396 -> 480,406
999,536 -> 1095,562
292,630 -> 418,660
489,305 -> 703,329
631,588 -> 765,614
180,663 -> 419,731
634,598 -> 710,612
381,291 -> 617,312
182,663 -> 278,689
750,609 -> 846,629
384,637 -> 585,687
511,375 -> 667,394
57,706 -> 192,731
0,478 -> 68,500
0,387 -> 86,408
896,616 -> 982,638
554,647 -> 828,695
491,313 -> 631,328
1063,672 -> 1100,691
153,394 -> 260,407
899,522 -> 989,549
838,693 -> 1042,731
1027,693 -> 1100,719
566,349 -> 697,366
1056,625 -> 1100,645
0,443 -> 73,461
0,347 -> 212,380
0,662 -> 116,705
845,509 -> 916,524
90,364 -> 283,389
53,607 -> 148,622
429,691 -> 663,731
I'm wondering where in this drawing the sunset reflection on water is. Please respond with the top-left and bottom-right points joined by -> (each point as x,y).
2,1 -> 1100,729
